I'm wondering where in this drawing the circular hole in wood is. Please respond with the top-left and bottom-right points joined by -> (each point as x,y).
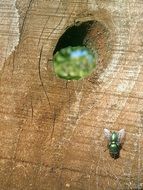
53,20 -> 111,80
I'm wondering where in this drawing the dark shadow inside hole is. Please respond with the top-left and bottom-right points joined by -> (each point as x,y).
53,20 -> 94,55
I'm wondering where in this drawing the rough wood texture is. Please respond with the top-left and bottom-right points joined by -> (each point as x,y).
0,0 -> 143,189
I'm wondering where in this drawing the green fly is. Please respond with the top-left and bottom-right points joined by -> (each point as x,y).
104,128 -> 125,159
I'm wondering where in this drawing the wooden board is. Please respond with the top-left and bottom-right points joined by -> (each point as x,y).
0,0 -> 143,189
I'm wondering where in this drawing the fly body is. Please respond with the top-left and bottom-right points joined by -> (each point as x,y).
104,129 -> 125,159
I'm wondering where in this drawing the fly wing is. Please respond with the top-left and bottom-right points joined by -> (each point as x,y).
104,128 -> 112,141
117,129 -> 125,143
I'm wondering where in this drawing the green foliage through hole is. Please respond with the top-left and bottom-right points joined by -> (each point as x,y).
53,46 -> 97,80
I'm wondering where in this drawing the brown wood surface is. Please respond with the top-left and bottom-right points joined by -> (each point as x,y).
0,0 -> 143,189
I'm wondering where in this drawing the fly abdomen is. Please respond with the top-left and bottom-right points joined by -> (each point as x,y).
109,142 -> 119,154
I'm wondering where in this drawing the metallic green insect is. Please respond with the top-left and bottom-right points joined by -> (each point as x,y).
104,128 -> 125,159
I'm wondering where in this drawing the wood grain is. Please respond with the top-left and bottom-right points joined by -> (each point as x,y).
0,0 -> 143,189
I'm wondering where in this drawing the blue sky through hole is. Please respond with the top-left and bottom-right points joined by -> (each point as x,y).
70,49 -> 88,57
70,49 -> 94,63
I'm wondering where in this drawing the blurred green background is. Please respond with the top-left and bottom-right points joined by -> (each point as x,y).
53,46 -> 97,80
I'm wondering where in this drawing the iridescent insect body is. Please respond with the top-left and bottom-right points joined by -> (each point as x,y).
104,129 -> 125,159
